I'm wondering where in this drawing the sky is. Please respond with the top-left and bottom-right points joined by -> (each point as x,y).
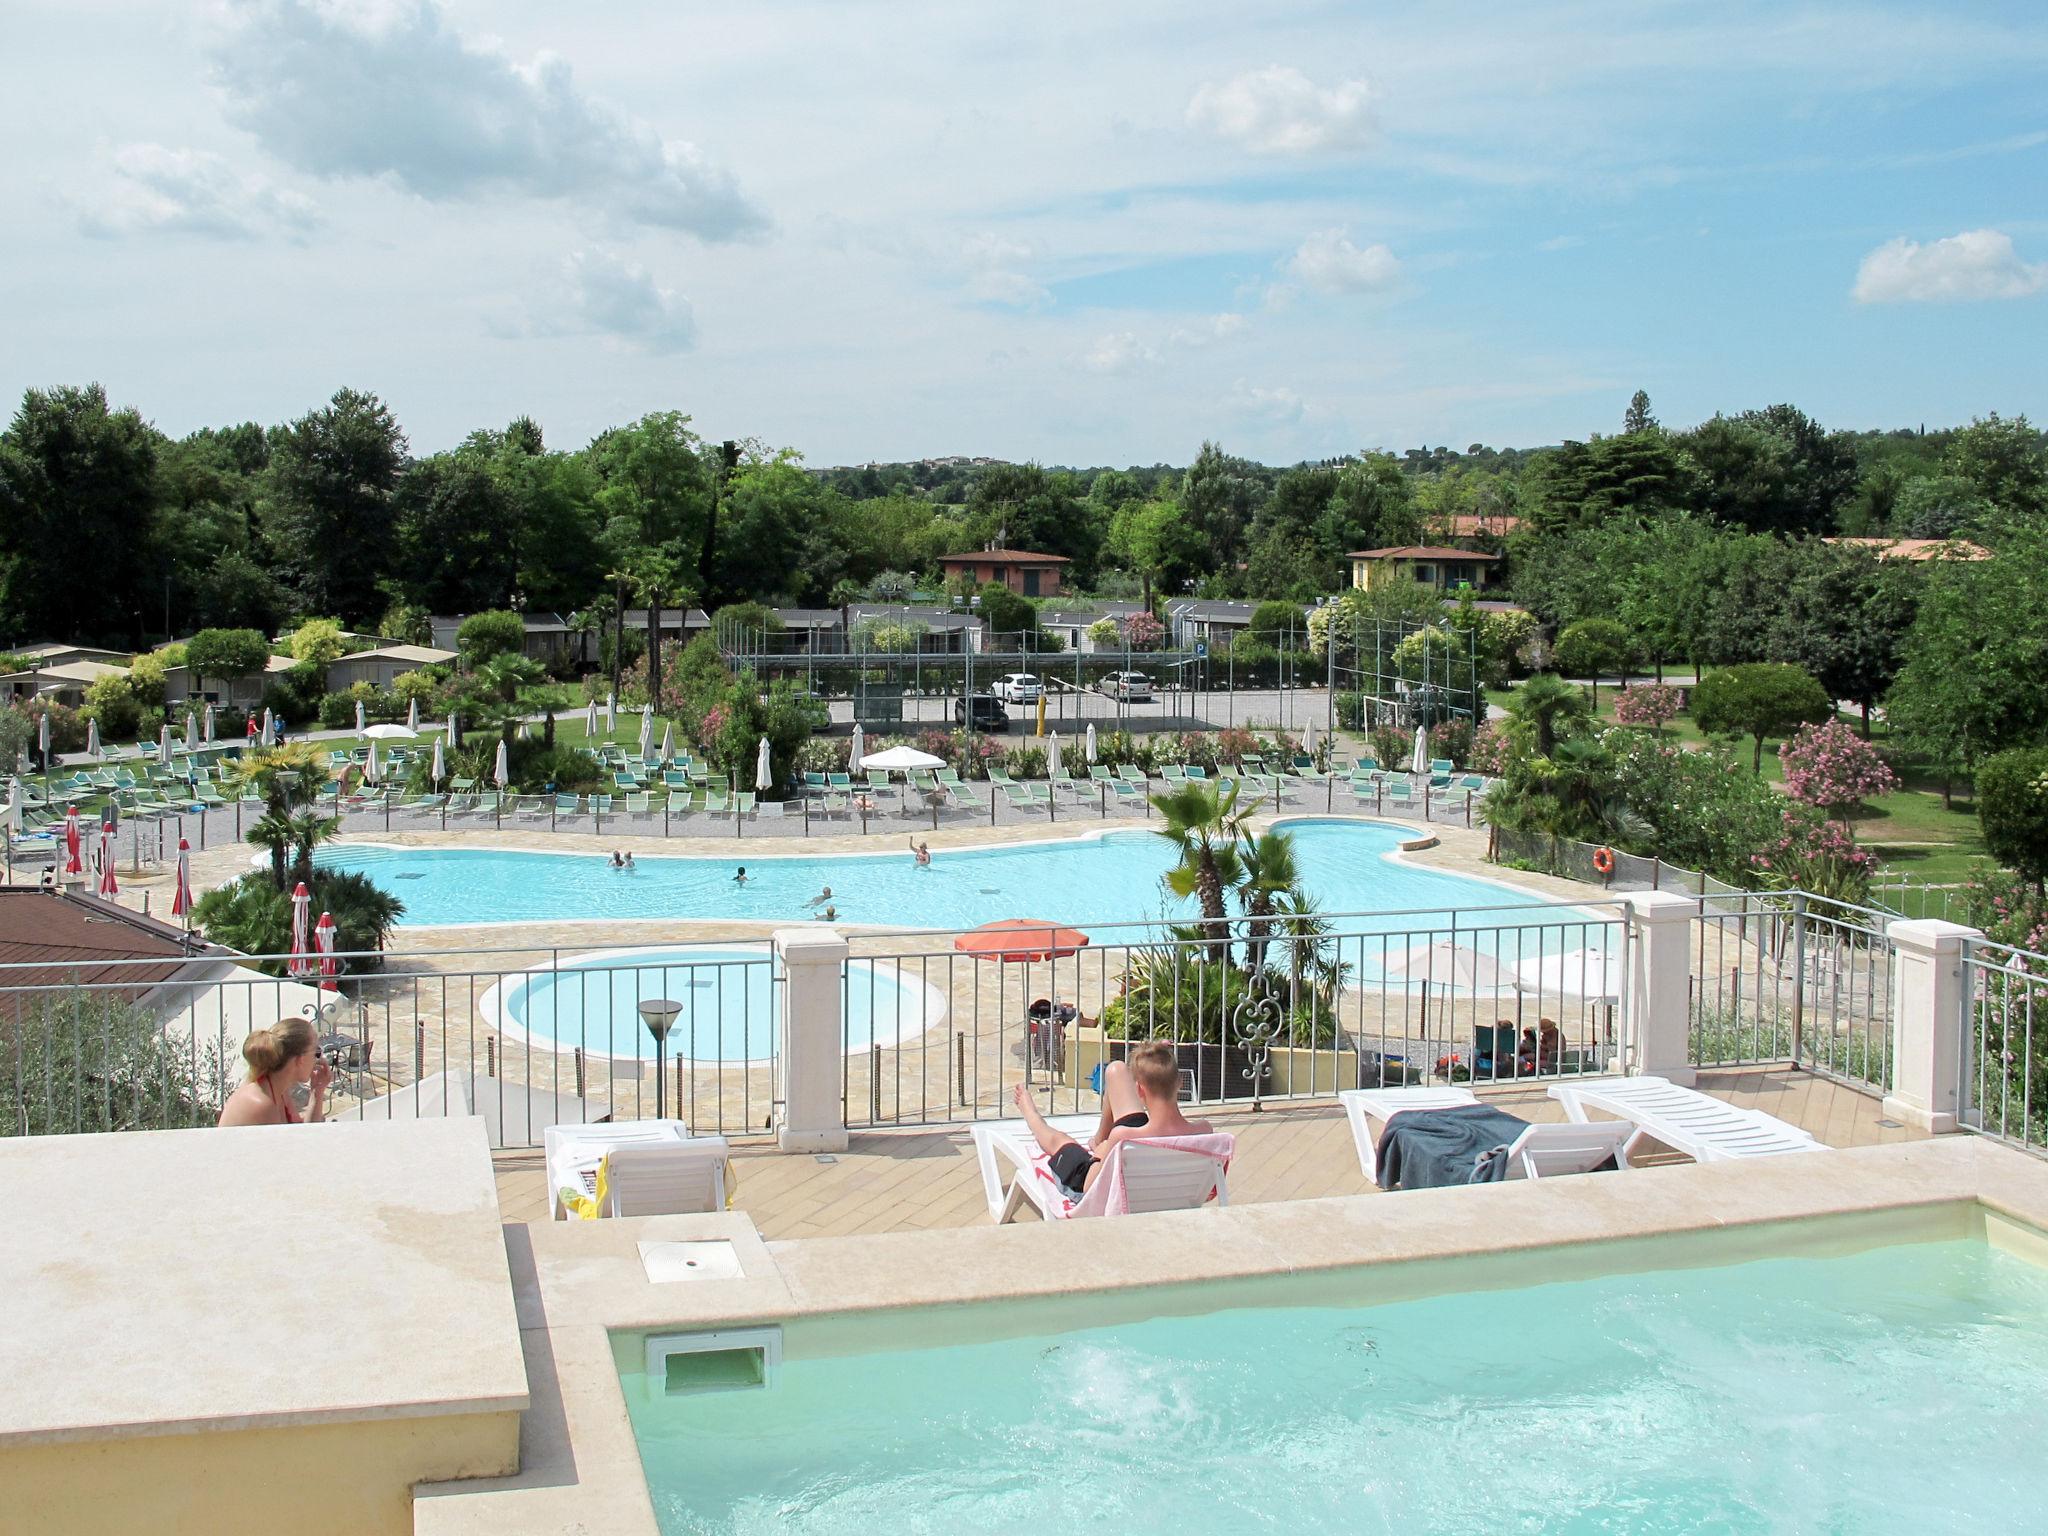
3,0 -> 2044,466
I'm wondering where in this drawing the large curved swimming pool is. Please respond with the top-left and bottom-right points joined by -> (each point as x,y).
317,818 -> 1563,932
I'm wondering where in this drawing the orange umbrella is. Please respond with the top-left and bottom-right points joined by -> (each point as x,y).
953,919 -> 1090,964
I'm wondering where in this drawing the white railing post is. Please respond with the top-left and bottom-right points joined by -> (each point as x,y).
773,926 -> 849,1153
1882,919 -> 1979,1134
1622,890 -> 1698,1085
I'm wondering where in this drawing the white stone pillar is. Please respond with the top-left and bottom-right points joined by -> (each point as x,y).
774,927 -> 849,1153
1883,919 -> 1979,1135
1622,890 -> 1698,1086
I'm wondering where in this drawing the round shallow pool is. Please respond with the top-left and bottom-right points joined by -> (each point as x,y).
477,945 -> 944,1064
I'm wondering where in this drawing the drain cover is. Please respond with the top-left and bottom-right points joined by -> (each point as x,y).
393,872 -> 427,880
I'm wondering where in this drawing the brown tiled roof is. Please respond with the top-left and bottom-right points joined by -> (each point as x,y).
0,889 -> 197,1018
937,549 -> 1071,564
1822,537 -> 1991,562
1346,546 -> 1502,561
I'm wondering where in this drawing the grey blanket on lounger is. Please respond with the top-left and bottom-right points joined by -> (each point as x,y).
1373,1104 -> 1530,1190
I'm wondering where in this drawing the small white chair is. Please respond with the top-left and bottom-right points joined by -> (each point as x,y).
544,1119 -> 727,1219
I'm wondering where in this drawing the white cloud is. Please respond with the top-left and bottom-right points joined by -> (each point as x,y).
961,233 -> 1048,307
1080,331 -> 1157,374
77,143 -> 318,240
492,249 -> 695,354
1187,66 -> 1375,155
211,0 -> 765,239
1537,234 -> 1585,253
1285,231 -> 1403,295
1852,229 -> 2047,304
1228,379 -> 1306,424
1167,312 -> 1248,347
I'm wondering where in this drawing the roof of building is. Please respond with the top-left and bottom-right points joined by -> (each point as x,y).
9,643 -> 132,663
0,889 -> 198,1018
1822,537 -> 1992,562
620,608 -> 712,628
0,658 -> 131,687
1347,546 -> 1503,562
849,603 -> 986,630
1040,601 -> 1148,627
937,549 -> 1072,565
770,608 -> 844,629
1165,599 -> 1262,622
337,644 -> 458,666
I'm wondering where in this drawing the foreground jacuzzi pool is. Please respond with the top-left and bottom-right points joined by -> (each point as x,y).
478,944 -> 943,1063
619,1234 -> 2048,1534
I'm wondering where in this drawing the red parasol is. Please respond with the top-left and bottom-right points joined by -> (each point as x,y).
953,919 -> 1090,964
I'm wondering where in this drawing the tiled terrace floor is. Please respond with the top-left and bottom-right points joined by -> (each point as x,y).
492,1066 -> 1920,1239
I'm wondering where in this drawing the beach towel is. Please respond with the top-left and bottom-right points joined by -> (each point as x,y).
1025,1132 -> 1236,1218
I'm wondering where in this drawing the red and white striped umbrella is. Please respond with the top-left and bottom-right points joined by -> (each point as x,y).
170,838 -> 194,922
289,881 -> 313,975
314,911 -> 339,991
96,825 -> 118,899
63,806 -> 83,875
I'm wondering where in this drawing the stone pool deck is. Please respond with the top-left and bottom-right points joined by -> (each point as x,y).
490,1065 -> 1921,1236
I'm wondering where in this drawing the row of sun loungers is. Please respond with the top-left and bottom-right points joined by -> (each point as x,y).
529,1073 -> 1820,1225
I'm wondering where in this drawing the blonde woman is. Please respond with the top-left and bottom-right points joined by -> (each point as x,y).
218,1017 -> 332,1127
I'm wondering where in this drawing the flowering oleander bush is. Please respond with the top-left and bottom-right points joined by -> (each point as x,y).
1428,718 -> 1475,767
1119,611 -> 1164,650
1467,722 -> 1511,776
1777,719 -> 1897,819
1751,808 -> 1877,905
1612,683 -> 1684,731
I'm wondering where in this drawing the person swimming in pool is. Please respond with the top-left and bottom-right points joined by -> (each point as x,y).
734,866 -> 748,884
805,885 -> 833,909
1011,1041 -> 1209,1200
609,850 -> 624,869
622,851 -> 635,870
821,904 -> 838,921
910,838 -> 931,867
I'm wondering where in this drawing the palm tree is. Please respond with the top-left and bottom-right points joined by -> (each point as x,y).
228,744 -> 333,887
1507,672 -> 1595,757
1237,827 -> 1302,975
1150,779 -> 1248,954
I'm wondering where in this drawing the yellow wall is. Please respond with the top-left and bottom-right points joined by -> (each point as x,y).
0,1410 -> 519,1536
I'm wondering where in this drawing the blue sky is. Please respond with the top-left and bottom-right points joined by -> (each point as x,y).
2,1 -> 2043,464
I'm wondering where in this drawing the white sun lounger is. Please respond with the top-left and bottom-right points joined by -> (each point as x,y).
1339,1087 -> 1632,1184
1547,1074 -> 1824,1162
970,1116 -> 1232,1223
544,1118 -> 729,1218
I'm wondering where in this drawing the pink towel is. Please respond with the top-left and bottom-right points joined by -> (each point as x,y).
1028,1132 -> 1236,1219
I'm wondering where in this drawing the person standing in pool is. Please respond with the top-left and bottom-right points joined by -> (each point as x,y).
910,839 -> 931,868
734,866 -> 748,885
622,851 -> 635,870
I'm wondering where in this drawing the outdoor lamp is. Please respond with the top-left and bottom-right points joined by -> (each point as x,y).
637,998 -> 682,1118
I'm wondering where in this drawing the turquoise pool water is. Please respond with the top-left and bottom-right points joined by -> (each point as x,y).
319,819 -> 1564,931
624,1239 -> 2048,1534
477,945 -> 937,1063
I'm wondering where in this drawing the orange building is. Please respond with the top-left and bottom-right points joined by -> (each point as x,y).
937,548 -> 1071,597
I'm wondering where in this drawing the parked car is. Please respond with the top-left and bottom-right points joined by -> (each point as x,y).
954,693 -> 1010,730
991,673 -> 1043,703
1099,670 -> 1153,701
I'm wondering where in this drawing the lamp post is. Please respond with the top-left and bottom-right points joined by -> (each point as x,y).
637,998 -> 681,1119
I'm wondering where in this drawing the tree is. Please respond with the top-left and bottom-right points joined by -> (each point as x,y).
965,463 -> 1098,580
456,610 -> 526,665
391,453 -> 518,613
289,617 -> 352,667
0,383 -> 162,646
1777,719 -> 1898,820
1690,663 -> 1833,772
1679,406 -> 1857,535
1149,780 -> 1248,952
1181,441 -> 1268,572
976,582 -> 1037,643
1977,747 -> 2048,892
1526,433 -> 1692,532
262,388 -> 406,625
1944,412 -> 2046,518
1108,498 -> 1206,608
1552,618 -> 1635,701
185,627 -> 272,699
1772,543 -> 1914,734
1623,390 -> 1657,434
1504,673 -> 1594,757
1246,600 -> 1303,647
1891,475 -> 1992,539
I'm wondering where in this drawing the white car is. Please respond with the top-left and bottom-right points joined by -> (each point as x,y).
1100,671 -> 1153,701
992,673 -> 1043,703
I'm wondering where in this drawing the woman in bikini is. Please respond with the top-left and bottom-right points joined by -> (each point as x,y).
217,1017 -> 332,1127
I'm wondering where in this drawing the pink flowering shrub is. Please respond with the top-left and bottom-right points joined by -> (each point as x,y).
1467,722 -> 1512,776
1119,611 -> 1164,650
695,704 -> 728,755
1612,683 -> 1683,731
1428,718 -> 1475,766
1778,720 -> 1897,819
1752,809 -> 1877,904
1215,728 -> 1256,766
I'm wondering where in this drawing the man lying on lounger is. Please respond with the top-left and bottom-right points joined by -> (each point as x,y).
1012,1040 -> 1210,1201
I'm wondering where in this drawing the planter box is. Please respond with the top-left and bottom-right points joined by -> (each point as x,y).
1056,1025 -> 1414,1100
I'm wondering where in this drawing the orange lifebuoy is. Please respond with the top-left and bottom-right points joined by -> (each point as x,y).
1592,847 -> 1616,876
